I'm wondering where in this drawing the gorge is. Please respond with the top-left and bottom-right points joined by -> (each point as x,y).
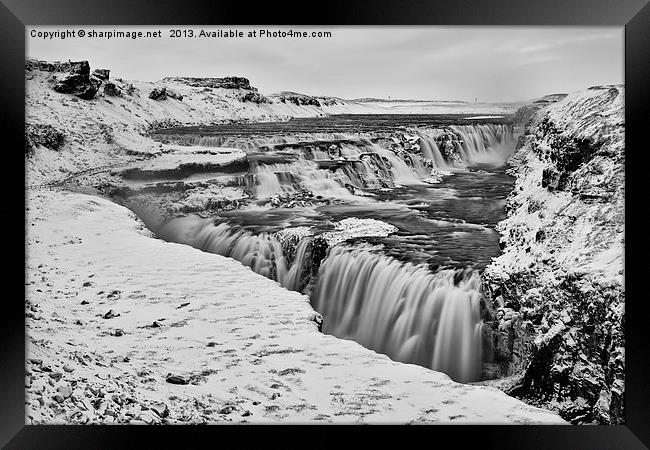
25,59 -> 624,425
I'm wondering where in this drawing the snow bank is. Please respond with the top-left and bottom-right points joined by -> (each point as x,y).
25,189 -> 564,424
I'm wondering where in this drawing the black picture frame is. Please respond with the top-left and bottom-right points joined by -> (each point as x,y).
5,0 -> 649,448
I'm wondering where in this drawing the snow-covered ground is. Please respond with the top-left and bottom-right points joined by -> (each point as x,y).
25,189 -> 564,424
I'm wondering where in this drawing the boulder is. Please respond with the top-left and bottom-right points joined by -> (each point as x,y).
149,87 -> 168,101
149,87 -> 182,101
52,61 -> 102,100
92,68 -> 110,80
103,82 -> 122,97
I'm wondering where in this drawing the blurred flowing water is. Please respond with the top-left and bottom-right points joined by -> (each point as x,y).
149,115 -> 517,382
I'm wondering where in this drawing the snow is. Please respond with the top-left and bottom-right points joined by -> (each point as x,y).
25,189 -> 565,424
322,218 -> 399,246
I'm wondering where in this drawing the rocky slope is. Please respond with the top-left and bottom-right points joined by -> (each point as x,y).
480,85 -> 625,424
25,59 -> 390,186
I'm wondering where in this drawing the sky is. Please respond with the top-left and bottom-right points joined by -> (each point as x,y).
26,26 -> 623,102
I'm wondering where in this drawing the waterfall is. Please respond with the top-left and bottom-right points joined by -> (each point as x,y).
311,247 -> 483,382
252,159 -> 359,199
157,216 -> 312,292
419,137 -> 450,170
450,124 -> 515,164
248,138 -> 432,199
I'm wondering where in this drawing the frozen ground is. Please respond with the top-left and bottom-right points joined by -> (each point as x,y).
25,189 -> 565,424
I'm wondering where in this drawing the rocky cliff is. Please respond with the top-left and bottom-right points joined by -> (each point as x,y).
480,85 -> 625,424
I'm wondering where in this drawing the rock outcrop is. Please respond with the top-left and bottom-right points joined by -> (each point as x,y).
481,86 -> 625,424
25,123 -> 66,156
148,87 -> 183,101
45,60 -> 103,100
103,82 -> 122,97
92,68 -> 110,81
162,76 -> 255,90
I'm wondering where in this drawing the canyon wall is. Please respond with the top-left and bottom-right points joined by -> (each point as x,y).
481,85 -> 625,424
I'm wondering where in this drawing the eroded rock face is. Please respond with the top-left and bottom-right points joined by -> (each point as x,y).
149,87 -> 183,101
92,68 -> 110,81
162,76 -> 254,90
40,60 -> 103,100
239,91 -> 270,104
481,86 -> 624,424
103,82 -> 122,97
25,123 -> 66,156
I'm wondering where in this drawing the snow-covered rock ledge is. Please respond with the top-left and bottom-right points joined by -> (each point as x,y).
480,85 -> 624,424
25,189 -> 564,424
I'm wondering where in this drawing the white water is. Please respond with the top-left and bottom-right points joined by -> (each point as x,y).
253,159 -> 359,199
157,216 -> 312,292
311,247 -> 483,382
149,123 -> 517,383
451,124 -> 515,164
158,215 -> 485,382
250,138 -> 432,199
419,137 -> 450,170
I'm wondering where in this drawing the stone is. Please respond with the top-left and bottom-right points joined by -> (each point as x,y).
149,87 -> 168,101
92,68 -> 110,80
103,310 -> 120,319
165,375 -> 189,385
49,372 -> 63,381
103,82 -> 122,97
52,64 -> 102,100
149,402 -> 169,418
63,365 -> 74,373
57,385 -> 72,399
113,329 -> 125,337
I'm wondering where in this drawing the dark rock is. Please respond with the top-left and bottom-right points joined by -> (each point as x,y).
49,372 -> 63,381
206,342 -> 217,347
113,329 -> 125,337
80,300 -> 90,305
165,375 -> 189,385
149,87 -> 168,100
28,358 -> 43,365
239,91 -> 269,104
150,402 -> 169,418
103,82 -> 122,97
149,87 -> 183,101
52,62 -> 102,100
25,123 -> 65,156
177,302 -> 190,309
103,310 -> 120,319
92,68 -> 110,80
162,76 -> 254,90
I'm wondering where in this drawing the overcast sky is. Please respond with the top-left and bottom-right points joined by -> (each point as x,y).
27,26 -> 623,102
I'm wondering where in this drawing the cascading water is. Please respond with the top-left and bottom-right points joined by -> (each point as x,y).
450,124 -> 516,164
139,118 -> 520,385
311,247 -> 483,382
252,159 -> 358,199
248,138 -> 430,199
157,216 -> 312,292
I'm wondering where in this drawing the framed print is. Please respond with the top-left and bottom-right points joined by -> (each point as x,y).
3,0 -> 649,447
